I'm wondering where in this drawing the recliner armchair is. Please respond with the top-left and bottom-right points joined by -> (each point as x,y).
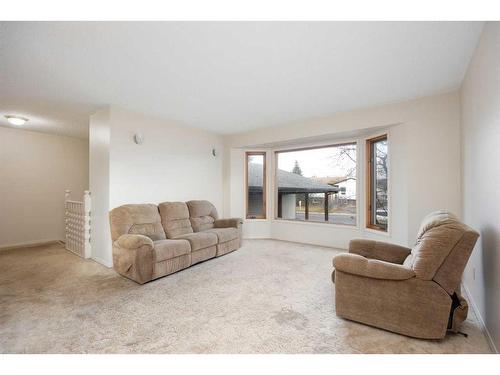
332,211 -> 479,339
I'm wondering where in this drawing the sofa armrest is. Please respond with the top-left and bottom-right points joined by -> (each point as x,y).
349,239 -> 411,264
113,235 -> 154,284
115,234 -> 154,250
333,253 -> 415,280
214,218 -> 243,229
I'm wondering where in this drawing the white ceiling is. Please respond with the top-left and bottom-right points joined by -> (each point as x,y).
0,22 -> 484,139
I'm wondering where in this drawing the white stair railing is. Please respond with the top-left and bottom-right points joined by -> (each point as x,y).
65,190 -> 91,258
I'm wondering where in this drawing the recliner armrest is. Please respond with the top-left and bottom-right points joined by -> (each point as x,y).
349,239 -> 411,264
214,218 -> 243,229
115,234 -> 154,249
333,253 -> 415,280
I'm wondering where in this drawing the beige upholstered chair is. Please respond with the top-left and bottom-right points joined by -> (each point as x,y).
332,211 -> 479,339
109,200 -> 242,284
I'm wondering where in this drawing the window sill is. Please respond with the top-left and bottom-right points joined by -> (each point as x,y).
272,218 -> 359,230
364,227 -> 391,237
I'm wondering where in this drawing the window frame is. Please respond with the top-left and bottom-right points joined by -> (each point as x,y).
273,141 -> 358,226
245,151 -> 267,220
365,134 -> 388,232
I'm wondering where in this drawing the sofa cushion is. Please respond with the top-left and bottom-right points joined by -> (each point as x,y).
158,202 -> 194,238
109,204 -> 166,242
215,238 -> 240,257
407,227 -> 464,280
191,246 -> 217,264
186,200 -> 218,232
408,211 -> 467,280
333,253 -> 415,280
175,232 -> 218,251
415,210 -> 460,241
205,227 -> 239,243
153,254 -> 191,279
153,239 -> 191,262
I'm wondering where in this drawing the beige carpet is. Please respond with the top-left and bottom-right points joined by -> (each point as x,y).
0,239 -> 492,354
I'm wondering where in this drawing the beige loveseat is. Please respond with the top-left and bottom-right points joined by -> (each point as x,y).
109,200 -> 242,284
332,211 -> 479,339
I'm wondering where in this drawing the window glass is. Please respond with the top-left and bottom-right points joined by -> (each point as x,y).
367,136 -> 388,231
246,152 -> 266,219
275,144 -> 357,226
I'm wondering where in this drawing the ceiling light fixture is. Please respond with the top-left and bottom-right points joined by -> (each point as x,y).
5,115 -> 29,126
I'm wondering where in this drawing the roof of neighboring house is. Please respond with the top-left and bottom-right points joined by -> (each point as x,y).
313,176 -> 357,185
248,162 -> 339,194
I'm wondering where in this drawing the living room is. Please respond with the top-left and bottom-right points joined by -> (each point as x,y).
1,2 -> 499,373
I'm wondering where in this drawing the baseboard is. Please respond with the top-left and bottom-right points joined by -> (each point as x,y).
462,281 -> 498,353
91,255 -> 113,268
0,239 -> 63,252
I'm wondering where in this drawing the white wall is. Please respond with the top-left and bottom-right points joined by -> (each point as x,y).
89,107 -> 224,266
89,108 -> 112,266
109,108 -> 224,209
224,91 -> 461,250
461,22 -> 500,352
0,127 -> 88,248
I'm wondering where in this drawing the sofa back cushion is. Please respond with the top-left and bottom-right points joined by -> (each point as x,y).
186,200 -> 218,232
109,204 -> 166,242
415,210 -> 460,240
405,211 -> 478,285
432,228 -> 479,294
158,202 -> 194,238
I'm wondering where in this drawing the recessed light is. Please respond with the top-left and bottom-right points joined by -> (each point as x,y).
5,115 -> 29,126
